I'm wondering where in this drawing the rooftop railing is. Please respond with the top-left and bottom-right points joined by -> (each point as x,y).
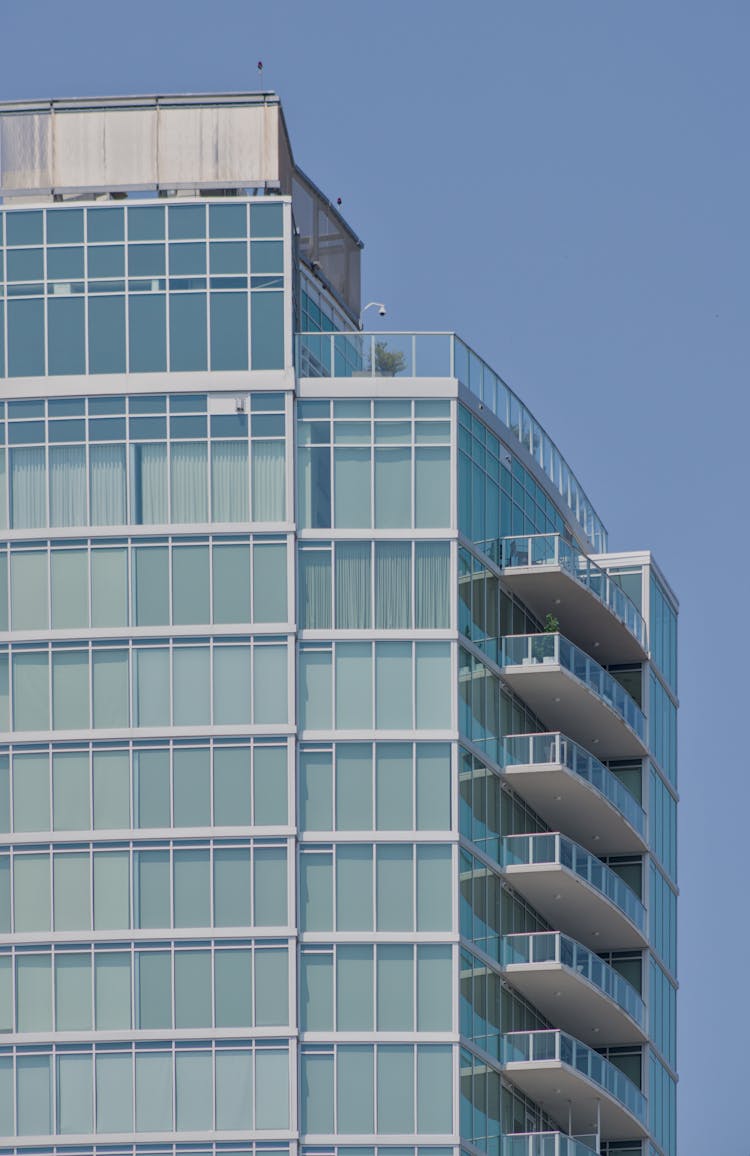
500,633 -> 647,744
500,533 -> 645,649
502,1029 -> 647,1126
503,732 -> 646,840
501,931 -> 646,1030
502,832 -> 646,936
503,1133 -> 598,1156
295,331 -> 607,553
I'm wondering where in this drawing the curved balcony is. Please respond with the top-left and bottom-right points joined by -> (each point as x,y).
502,1030 -> 647,1141
502,732 -> 646,854
501,932 -> 646,1045
500,534 -> 646,663
502,833 -> 646,950
499,634 -> 647,759
503,1133 -> 597,1156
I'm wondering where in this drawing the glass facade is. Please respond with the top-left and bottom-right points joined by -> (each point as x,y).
0,93 -> 677,1156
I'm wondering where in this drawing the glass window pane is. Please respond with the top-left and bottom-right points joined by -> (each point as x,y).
173,645 -> 210,725
8,300 -> 45,379
254,1049 -> 289,1128
415,541 -> 450,628
416,743 -> 451,830
334,447 -> 371,528
93,751 -> 130,829
254,845 -> 287,925
214,847 -> 251,927
298,546 -> 331,628
10,446 -> 46,530
137,950 -> 171,1029
417,945 -> 452,1031
253,643 -> 288,724
174,949 -> 212,1028
213,746 -> 251,826
55,952 -> 92,1031
130,443 -> 167,524
375,446 -> 411,528
252,439 -> 286,521
17,954 -> 52,1032
88,296 -> 126,375
255,946 -> 288,1026
96,1052 -> 133,1133
338,1044 -> 374,1133
211,440 -> 249,522
336,743 -> 373,830
415,642 -> 451,729
13,650 -> 50,730
11,551 -> 48,630
213,645 -> 252,724
299,648 -> 332,730
93,851 -> 130,930
52,650 -> 90,730
17,1054 -> 51,1137
377,1045 -> 414,1133
171,441 -> 208,523
376,642 -> 413,729
135,849 -> 170,929
377,944 -> 413,1030
336,845 -> 372,931
14,852 -> 51,932
337,944 -> 373,1031
376,743 -> 413,830
375,541 -> 411,628
215,947 -> 252,1027
129,294 -> 167,373
172,544 -> 209,624
300,1052 -> 333,1134
134,749 -> 169,828
299,850 -> 332,931
134,545 -> 169,625
377,845 -> 413,931
49,444 -> 87,527
299,749 -> 332,830
170,293 -> 208,371
91,548 -> 128,626
417,1046 -> 453,1132
54,852 -> 90,930
335,642 -> 372,729
175,1050 -> 213,1131
251,290 -> 284,370
48,296 -> 85,376
173,747 -> 210,827
12,752 -> 50,832
253,541 -> 287,622
52,751 -> 90,830
417,845 -> 452,931
51,549 -> 88,628
415,446 -> 450,528
134,647 -> 170,727
95,951 -> 131,1029
212,542 -> 251,623
92,649 -> 129,727
174,847 -> 210,927
253,744 -> 287,825
215,1050 -> 252,1129
210,293 -> 248,371
135,1050 -> 172,1132
300,951 -> 332,1031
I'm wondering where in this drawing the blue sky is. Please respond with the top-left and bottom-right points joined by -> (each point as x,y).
2,1 -> 745,1149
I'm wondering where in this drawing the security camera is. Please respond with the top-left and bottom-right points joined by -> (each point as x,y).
378,305 -> 386,317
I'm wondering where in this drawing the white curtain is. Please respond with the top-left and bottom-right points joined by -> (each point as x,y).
171,442 -> 208,524
50,445 -> 86,528
335,542 -> 371,629
90,444 -> 126,526
375,542 -> 411,628
131,444 -> 167,525
252,440 -> 285,522
11,447 -> 46,530
415,541 -> 450,628
211,441 -> 249,523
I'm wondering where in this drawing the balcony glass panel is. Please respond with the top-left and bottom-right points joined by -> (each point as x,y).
503,1133 -> 598,1156
501,931 -> 645,1029
500,533 -> 645,648
502,1029 -> 646,1125
502,832 -> 646,935
503,732 -> 645,838
500,634 -> 646,743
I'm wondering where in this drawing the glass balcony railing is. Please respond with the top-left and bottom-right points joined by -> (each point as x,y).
502,1030 -> 647,1126
295,331 -> 608,553
503,732 -> 646,839
503,1133 -> 598,1156
501,931 -> 645,1030
500,633 -> 646,743
500,533 -> 646,649
502,832 -> 646,935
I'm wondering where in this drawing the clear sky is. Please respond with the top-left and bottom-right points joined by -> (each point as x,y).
2,1 -> 745,1150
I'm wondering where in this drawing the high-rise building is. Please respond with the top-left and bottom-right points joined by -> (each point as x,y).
0,92 -> 677,1156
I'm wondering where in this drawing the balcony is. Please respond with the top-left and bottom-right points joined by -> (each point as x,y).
502,833 -> 646,950
503,1133 -> 597,1156
502,732 -> 646,854
502,1030 -> 647,1140
499,634 -> 647,759
500,534 -> 646,663
501,932 -> 646,1045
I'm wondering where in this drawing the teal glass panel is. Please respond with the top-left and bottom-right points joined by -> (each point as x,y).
172,543 -> 210,624
135,849 -> 170,929
338,1045 -> 374,1133
135,1050 -> 172,1132
129,294 -> 167,372
251,239 -> 283,272
0,758 -> 8,834
417,945 -> 452,1030
251,291 -> 284,369
88,206 -> 124,242
254,844 -> 287,925
10,446 -> 46,530
210,239 -> 247,272
170,292 -> 208,371
336,541 -> 371,628
91,548 -> 128,626
52,751 -> 90,830
169,203 -> 205,239
377,944 -> 413,1030
253,744 -> 287,825
48,296 -> 85,375
300,952 -> 333,1031
52,650 -> 89,729
95,1052 -> 133,1132
213,644 -> 252,724
336,642 -> 372,728
210,203 -> 247,238
215,947 -> 252,1027
417,845 -> 452,930
416,642 -> 451,729
175,1051 -> 212,1131
336,743 -> 373,830
375,541 -> 411,628
17,953 -> 52,1031
377,1045 -> 414,1132
135,749 -> 170,827
376,743 -> 412,831
12,752 -> 49,832
375,446 -> 411,527
10,550 -> 48,630
93,751 -> 130,829
134,545 -> 169,625
299,749 -> 332,829
255,946 -> 288,1026
128,205 -> 164,240
253,541 -> 287,621
377,845 -> 413,930
215,1050 -> 253,1129
0,859 -> 9,933
171,440 -> 208,522
88,295 -> 127,373
92,649 -> 129,728
251,438 -> 285,521
299,648 -> 332,730
173,645 -> 210,725
54,852 -> 90,930
130,442 -> 168,524
250,202 -> 283,237
49,444 -> 87,528
300,1051 -> 333,1133
174,847 -> 210,926
48,208 -> 84,243
299,850 -> 333,931
8,299 -> 44,377
415,540 -> 450,627
174,949 -> 212,1028
334,447 -> 371,528
417,1046 -> 453,1132
376,642 -> 413,729
253,643 -> 288,724
214,847 -> 251,926
415,446 -> 451,527
213,746 -> 252,827
210,293 -> 248,370
55,952 -> 92,1030
211,439 -> 249,522
134,646 -> 170,726
17,1054 -> 51,1136
94,952 -> 131,1029
212,542 -> 251,623
13,651 -> 49,731
51,548 -> 88,628
137,950 -> 171,1028
336,845 -> 373,931
93,851 -> 129,931
174,747 -> 210,826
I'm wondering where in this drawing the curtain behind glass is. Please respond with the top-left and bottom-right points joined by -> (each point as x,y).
171,442 -> 208,523
375,542 -> 411,628
90,444 -> 126,526
336,543 -> 371,629
50,446 -> 87,528
131,444 -> 167,525
11,447 -> 46,530
415,541 -> 450,628
252,441 -> 285,521
298,549 -> 332,629
211,441 -> 249,523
